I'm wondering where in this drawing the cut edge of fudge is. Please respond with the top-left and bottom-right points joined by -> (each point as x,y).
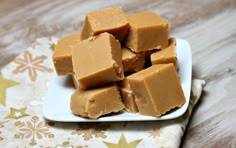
125,12 -> 170,53
52,33 -> 81,75
72,32 -> 124,89
81,7 -> 129,42
151,38 -> 178,69
146,64 -> 185,115
118,78 -> 139,113
127,75 -> 159,116
121,47 -> 145,73
127,64 -> 185,117
70,84 -> 124,119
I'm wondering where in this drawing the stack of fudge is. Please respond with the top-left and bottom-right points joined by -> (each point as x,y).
53,7 -> 185,119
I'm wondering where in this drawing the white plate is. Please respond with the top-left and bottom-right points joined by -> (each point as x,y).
43,38 -> 192,122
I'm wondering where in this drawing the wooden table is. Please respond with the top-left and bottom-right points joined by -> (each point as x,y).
0,0 -> 236,147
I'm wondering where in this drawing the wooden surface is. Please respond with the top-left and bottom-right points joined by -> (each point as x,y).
0,0 -> 236,147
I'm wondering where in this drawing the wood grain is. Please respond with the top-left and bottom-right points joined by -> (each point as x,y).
0,0 -> 236,147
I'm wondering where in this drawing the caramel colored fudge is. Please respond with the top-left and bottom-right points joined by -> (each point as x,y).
72,32 -> 124,89
71,84 -> 124,119
127,64 -> 185,117
81,7 -> 129,42
121,47 -> 145,73
53,33 -> 81,75
151,38 -> 177,68
125,12 -> 169,53
118,78 -> 138,113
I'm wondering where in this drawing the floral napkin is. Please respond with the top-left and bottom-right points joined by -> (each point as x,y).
0,37 -> 205,148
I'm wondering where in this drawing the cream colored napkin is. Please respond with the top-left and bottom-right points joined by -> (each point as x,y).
0,37 -> 205,148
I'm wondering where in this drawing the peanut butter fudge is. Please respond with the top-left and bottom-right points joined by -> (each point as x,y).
127,64 -> 185,117
81,7 -> 129,42
151,38 -> 177,68
71,84 -> 124,119
125,12 -> 169,53
118,78 -> 138,113
72,32 -> 124,89
53,33 -> 81,75
121,47 -> 145,73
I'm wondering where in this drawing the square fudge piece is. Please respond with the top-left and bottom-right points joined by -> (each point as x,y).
127,64 -> 185,117
71,84 -> 124,119
81,7 -> 129,42
118,78 -> 138,113
151,38 -> 178,68
125,12 -> 169,53
53,33 -> 81,75
121,47 -> 145,73
72,32 -> 124,89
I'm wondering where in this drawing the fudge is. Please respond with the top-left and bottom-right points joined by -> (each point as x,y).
151,38 -> 177,68
53,33 -> 81,75
71,84 -> 124,119
121,47 -> 145,73
118,78 -> 138,113
125,12 -> 169,53
127,64 -> 185,117
72,32 -> 124,89
81,7 -> 129,42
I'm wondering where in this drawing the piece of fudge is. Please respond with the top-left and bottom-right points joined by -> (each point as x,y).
125,12 -> 169,53
53,33 -> 81,75
118,78 -> 138,113
127,64 -> 185,117
71,84 -> 124,119
151,38 -> 178,68
121,47 -> 145,73
72,32 -> 124,89
81,7 -> 129,42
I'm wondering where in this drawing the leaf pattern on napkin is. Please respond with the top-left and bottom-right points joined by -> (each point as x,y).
71,123 -> 110,141
149,128 -> 161,137
12,51 -> 53,81
14,116 -> 54,146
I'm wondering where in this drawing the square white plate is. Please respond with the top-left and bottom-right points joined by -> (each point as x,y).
43,38 -> 192,122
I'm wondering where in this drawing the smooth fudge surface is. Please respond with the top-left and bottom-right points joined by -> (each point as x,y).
127,64 -> 185,116
71,84 -> 124,119
72,32 -> 124,89
81,7 -> 129,42
118,78 -> 138,113
151,38 -> 177,68
121,47 -> 145,73
53,33 -> 81,75
125,12 -> 169,53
